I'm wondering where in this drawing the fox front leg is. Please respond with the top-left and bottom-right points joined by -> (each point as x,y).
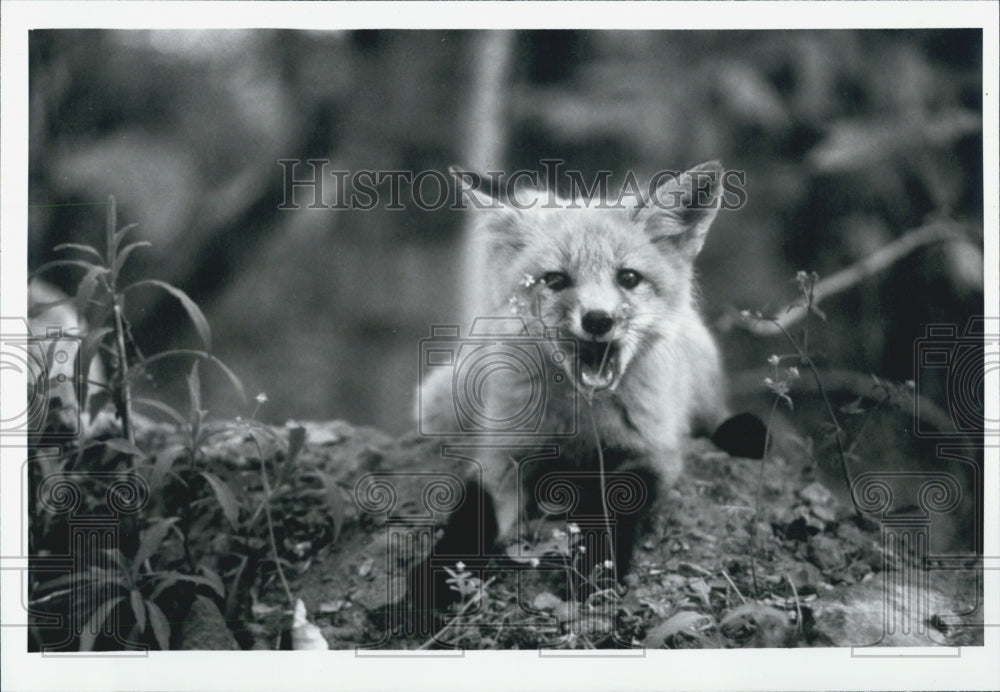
478,449 -> 523,544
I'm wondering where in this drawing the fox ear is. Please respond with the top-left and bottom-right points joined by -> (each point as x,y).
631,161 -> 724,260
451,166 -> 527,254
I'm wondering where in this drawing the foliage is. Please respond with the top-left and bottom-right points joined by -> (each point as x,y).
28,199 -> 347,651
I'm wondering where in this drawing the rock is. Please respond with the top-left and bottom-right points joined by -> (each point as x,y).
532,592 -> 563,611
810,578 -> 982,647
784,513 -> 825,541
178,596 -> 240,650
799,481 -> 834,506
807,535 -> 846,571
789,563 -> 823,594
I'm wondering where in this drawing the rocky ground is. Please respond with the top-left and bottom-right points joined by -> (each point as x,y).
170,420 -> 983,651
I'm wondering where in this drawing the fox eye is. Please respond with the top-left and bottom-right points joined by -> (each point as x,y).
617,269 -> 642,289
541,272 -> 570,291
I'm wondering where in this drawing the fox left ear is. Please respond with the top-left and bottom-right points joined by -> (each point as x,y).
630,161 -> 724,260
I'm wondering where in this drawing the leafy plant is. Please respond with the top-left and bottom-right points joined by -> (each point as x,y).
27,196 -> 259,650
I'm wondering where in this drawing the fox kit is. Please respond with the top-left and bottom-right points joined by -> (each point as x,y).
420,162 -> 734,572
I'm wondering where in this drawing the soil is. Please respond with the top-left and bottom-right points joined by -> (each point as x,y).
180,419 -> 982,651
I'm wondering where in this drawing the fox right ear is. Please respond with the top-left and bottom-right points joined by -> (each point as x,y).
450,166 -> 526,253
630,161 -> 724,261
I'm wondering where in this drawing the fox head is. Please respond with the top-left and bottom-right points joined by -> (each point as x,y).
460,162 -> 726,394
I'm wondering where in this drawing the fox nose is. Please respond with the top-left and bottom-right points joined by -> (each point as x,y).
581,310 -> 614,336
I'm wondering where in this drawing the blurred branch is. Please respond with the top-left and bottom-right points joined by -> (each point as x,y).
721,221 -> 976,337
729,366 -> 958,437
459,31 -> 516,323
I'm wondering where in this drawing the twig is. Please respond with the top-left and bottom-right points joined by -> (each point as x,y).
785,573 -> 803,633
749,396 -> 780,595
106,196 -> 135,445
245,429 -> 294,608
770,319 -> 854,495
260,452 -> 294,608
587,401 -> 616,583
721,569 -> 747,605
722,221 -> 969,336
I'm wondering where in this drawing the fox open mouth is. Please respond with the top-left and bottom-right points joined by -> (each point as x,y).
575,339 -> 621,391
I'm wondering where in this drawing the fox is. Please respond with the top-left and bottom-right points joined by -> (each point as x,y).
418,161 -> 762,575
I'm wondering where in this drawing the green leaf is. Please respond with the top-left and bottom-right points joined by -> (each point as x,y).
36,571 -> 93,594
85,388 -> 111,421
149,573 -> 179,601
187,361 -> 202,424
133,518 -> 179,580
199,565 -> 226,599
102,438 -> 147,459
145,599 -> 171,650
75,266 -> 106,316
132,397 -> 188,428
277,426 -> 306,487
131,350 -> 246,404
112,240 -> 152,279
130,589 -> 147,635
54,242 -> 106,264
80,327 -> 114,377
85,566 -> 129,589
30,259 -> 105,281
106,195 -> 117,260
149,445 -> 189,492
102,548 -> 126,569
201,471 -> 241,527
124,280 -> 211,350
315,470 -> 345,543
79,596 -> 125,651
114,222 -> 140,249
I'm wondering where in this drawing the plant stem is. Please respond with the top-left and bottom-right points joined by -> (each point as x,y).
111,300 -> 134,445
750,396 -> 780,595
258,447 -> 293,607
770,320 -> 854,496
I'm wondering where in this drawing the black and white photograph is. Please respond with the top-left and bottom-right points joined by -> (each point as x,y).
1,2 -> 998,690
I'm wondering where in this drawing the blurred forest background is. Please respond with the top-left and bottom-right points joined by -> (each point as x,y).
28,29 -> 984,435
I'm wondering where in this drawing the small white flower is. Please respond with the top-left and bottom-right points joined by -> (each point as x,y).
529,557 -> 540,568
579,545 -> 587,554
763,377 -> 774,386
788,366 -> 800,379
567,523 -> 580,535
521,274 -> 537,288
603,560 -> 614,569
767,354 -> 780,367
455,561 -> 465,571
796,270 -> 809,283
256,392 -> 269,404
739,309 -> 751,319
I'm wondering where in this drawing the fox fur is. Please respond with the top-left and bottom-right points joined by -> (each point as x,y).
418,162 -> 731,570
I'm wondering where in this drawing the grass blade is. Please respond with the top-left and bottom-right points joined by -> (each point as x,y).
124,280 -> 211,350
145,599 -> 171,650
79,595 -> 125,651
201,471 -> 241,527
